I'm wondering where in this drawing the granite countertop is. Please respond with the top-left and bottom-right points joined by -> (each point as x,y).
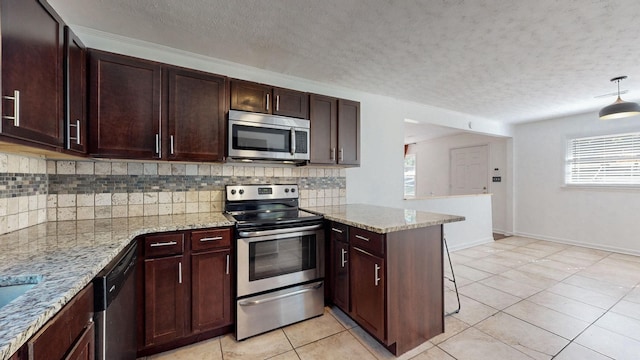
0,213 -> 234,360
304,204 -> 465,234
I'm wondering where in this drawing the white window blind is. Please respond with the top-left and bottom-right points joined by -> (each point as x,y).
566,132 -> 640,185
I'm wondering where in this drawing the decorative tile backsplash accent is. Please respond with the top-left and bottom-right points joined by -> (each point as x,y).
0,153 -> 346,234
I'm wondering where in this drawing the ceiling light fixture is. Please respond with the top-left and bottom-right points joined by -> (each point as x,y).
599,76 -> 640,120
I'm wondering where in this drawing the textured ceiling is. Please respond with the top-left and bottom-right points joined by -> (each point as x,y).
48,0 -> 640,124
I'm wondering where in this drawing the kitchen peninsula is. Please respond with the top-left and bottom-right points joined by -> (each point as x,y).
304,204 -> 464,356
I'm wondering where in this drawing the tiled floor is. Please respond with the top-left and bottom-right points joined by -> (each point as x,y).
139,237 -> 640,359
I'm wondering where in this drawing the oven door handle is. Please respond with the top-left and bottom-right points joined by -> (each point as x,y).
238,281 -> 323,306
238,224 -> 322,237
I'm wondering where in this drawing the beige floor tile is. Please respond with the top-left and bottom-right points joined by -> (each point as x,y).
296,331 -> 376,360
454,247 -> 493,259
607,252 -> 640,264
429,315 -> 469,345
268,350 -> 301,360
553,343 -> 613,360
475,312 -> 568,359
594,312 -> 640,342
562,274 -> 630,299
481,241 -> 518,251
147,338 -> 222,360
527,291 -> 606,323
500,269 -> 558,290
458,282 -> 522,310
439,327 -> 532,360
480,275 -> 543,298
447,264 -> 493,281
496,237 -> 539,247
547,282 -> 619,309
411,346 -> 457,360
327,305 -> 358,329
610,299 -> 640,322
444,274 -> 473,290
511,246 -> 557,259
575,325 -> 640,360
624,286 -> 640,304
463,259 -> 512,274
481,254 -> 528,268
452,295 -> 499,326
349,326 -> 432,360
504,300 -> 590,339
522,241 -> 567,253
547,252 -> 599,268
535,258 -> 583,274
283,308 -> 346,347
579,260 -> 640,288
221,330 -> 293,360
493,250 -> 540,263
517,262 -> 573,281
449,252 -> 475,265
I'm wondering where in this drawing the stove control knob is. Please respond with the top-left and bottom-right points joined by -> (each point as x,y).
230,189 -> 236,195
239,189 -> 244,195
285,188 -> 289,193
291,188 -> 296,193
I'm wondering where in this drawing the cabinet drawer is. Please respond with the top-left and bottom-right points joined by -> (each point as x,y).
145,233 -> 185,257
329,222 -> 349,243
350,227 -> 385,257
191,228 -> 231,252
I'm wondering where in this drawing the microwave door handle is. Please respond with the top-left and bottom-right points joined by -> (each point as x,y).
290,127 -> 296,155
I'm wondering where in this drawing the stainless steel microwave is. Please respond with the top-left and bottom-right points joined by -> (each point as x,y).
228,110 -> 310,163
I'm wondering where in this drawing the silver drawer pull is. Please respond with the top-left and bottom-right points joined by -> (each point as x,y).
331,227 -> 343,234
341,248 -> 347,267
355,234 -> 370,242
150,241 -> 177,247
200,236 -> 223,242
226,254 -> 230,275
266,93 -> 270,111
178,262 -> 183,284
374,264 -> 381,286
3,90 -> 20,126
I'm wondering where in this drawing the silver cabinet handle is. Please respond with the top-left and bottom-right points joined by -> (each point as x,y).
331,227 -> 343,234
76,120 -> 81,144
290,128 -> 296,155
330,148 -> 336,161
239,224 -> 321,237
339,148 -> 344,162
155,133 -> 160,155
355,234 -> 370,242
374,264 -> 381,286
276,95 -> 280,111
170,135 -> 174,155
226,254 -> 230,275
3,90 -> 20,127
178,261 -> 182,284
68,120 -> 81,145
341,248 -> 347,267
150,241 -> 177,247
199,236 -> 223,242
266,93 -> 270,111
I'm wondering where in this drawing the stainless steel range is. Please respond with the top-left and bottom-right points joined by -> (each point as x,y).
225,184 -> 325,340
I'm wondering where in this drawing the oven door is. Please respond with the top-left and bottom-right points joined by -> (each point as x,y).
228,118 -> 309,161
236,225 -> 324,298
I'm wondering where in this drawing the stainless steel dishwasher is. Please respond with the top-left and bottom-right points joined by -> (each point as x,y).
93,241 -> 138,360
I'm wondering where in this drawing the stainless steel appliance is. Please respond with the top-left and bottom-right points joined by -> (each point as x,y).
227,110 -> 310,163
225,184 -> 324,340
93,241 -> 138,360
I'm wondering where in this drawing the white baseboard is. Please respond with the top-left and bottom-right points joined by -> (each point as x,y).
492,228 -> 513,236
447,236 -> 494,252
514,231 -> 640,257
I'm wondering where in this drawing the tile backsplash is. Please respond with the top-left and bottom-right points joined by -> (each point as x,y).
0,152 -> 346,235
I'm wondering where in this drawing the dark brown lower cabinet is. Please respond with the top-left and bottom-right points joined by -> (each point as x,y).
138,227 -> 233,357
329,222 -> 350,313
27,283 -> 94,360
350,247 -> 385,341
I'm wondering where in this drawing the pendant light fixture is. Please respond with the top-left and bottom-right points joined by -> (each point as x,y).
599,76 -> 640,120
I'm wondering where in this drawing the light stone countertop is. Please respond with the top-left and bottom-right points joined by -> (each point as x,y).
303,204 -> 465,234
0,213 -> 234,360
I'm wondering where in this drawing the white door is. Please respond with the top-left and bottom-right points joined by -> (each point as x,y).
450,145 -> 488,195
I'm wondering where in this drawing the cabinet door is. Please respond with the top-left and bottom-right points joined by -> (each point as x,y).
64,322 -> 95,360
89,50 -> 162,159
273,87 -> 308,119
309,94 -> 337,164
337,99 -> 360,166
144,256 -> 185,346
230,80 -> 271,114
191,249 -> 231,333
64,26 -> 87,154
331,239 -> 350,312
1,0 -> 64,147
350,247 -> 385,341
167,68 -> 226,161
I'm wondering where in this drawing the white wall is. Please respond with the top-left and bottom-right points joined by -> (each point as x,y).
407,133 -> 510,234
514,112 -> 640,255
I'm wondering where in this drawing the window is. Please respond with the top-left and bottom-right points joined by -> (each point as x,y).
404,154 -> 416,197
566,132 -> 640,186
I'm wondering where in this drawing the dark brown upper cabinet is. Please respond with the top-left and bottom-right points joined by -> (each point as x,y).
309,95 -> 360,166
89,50 -> 226,161
230,79 -> 309,119
64,26 -> 87,154
166,67 -> 226,161
1,0 -> 65,149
